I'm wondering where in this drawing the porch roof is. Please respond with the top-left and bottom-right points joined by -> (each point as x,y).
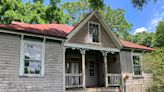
0,21 -> 154,51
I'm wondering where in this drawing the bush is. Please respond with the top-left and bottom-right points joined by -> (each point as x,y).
143,48 -> 164,92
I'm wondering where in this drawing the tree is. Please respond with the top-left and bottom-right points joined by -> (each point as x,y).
132,32 -> 154,47
87,0 -> 158,10
45,0 -> 70,24
100,6 -> 132,40
143,48 -> 164,92
131,0 -> 157,10
62,1 -> 132,40
61,0 -> 90,25
33,0 -> 45,4
88,0 -> 104,10
0,0 -> 69,24
153,20 -> 164,47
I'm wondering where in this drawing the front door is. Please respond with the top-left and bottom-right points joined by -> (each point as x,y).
86,58 -> 97,87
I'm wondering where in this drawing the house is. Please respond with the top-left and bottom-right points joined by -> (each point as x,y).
0,11 -> 154,92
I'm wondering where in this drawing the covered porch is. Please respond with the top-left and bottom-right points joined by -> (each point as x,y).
65,47 -> 122,90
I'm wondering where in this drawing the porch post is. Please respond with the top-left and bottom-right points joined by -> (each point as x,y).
80,49 -> 86,89
103,51 -> 108,88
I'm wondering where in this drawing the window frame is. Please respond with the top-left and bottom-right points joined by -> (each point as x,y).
131,53 -> 143,77
19,37 -> 45,77
88,21 -> 101,44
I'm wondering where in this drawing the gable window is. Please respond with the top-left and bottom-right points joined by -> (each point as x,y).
132,54 -> 142,76
88,22 -> 100,43
19,36 -> 45,77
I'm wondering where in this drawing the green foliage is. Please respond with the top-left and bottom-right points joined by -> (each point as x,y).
154,21 -> 164,47
131,0 -> 157,10
88,0 -> 104,10
45,0 -> 69,24
0,0 -> 69,24
86,0 -> 158,10
61,0 -> 90,25
62,0 -> 132,40
100,6 -> 132,40
132,32 -> 154,47
33,0 -> 45,4
143,48 -> 164,92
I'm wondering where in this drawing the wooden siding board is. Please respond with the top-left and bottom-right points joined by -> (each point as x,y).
0,33 -> 64,92
120,51 -> 152,92
68,15 -> 117,48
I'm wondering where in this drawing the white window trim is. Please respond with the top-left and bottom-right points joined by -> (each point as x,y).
88,21 -> 101,44
131,53 -> 143,77
19,36 -> 45,77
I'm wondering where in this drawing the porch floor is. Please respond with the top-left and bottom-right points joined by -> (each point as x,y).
66,87 -> 120,92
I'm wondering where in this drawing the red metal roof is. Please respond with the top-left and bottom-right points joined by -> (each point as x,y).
0,21 -> 154,51
0,21 -> 74,38
120,40 -> 155,51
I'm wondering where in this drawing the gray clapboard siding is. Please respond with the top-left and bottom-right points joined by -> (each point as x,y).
120,51 -> 152,92
0,33 -> 64,92
68,15 -> 117,48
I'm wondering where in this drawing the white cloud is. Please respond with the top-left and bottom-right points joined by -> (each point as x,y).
134,27 -> 147,34
150,17 -> 163,27
148,7 -> 164,32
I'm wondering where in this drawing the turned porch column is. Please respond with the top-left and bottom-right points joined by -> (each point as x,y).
80,49 -> 86,89
103,51 -> 108,88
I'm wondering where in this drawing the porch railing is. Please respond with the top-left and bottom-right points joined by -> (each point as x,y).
65,73 -> 83,88
108,74 -> 121,86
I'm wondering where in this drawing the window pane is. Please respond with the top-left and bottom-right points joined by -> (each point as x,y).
134,66 -> 142,75
89,23 -> 99,43
133,56 -> 140,65
24,52 -> 41,60
23,43 -> 42,75
133,55 -> 142,76
89,61 -> 95,76
24,44 -> 42,53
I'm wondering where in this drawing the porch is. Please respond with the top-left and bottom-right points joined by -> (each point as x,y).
65,48 -> 122,91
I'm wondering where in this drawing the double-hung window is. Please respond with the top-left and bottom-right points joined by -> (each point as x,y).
19,36 -> 45,77
132,53 -> 142,76
88,22 -> 100,43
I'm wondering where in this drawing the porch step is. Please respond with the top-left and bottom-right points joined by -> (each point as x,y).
66,87 -> 120,92
86,87 -> 120,92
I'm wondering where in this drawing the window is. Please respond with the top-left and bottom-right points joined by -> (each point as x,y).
19,37 -> 45,77
88,22 -> 100,43
65,55 -> 81,74
89,61 -> 95,76
132,54 -> 142,76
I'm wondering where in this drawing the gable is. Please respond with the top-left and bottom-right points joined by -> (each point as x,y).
65,11 -> 123,51
67,15 -> 117,48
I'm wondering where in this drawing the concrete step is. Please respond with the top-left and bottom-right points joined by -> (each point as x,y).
66,87 -> 120,92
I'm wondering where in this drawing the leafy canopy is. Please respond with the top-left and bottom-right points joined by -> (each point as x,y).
88,0 -> 158,10
153,20 -> 164,47
143,48 -> 164,92
132,32 -> 154,47
62,0 -> 132,40
0,0 -> 70,24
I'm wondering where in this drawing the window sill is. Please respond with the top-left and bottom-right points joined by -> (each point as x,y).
19,74 -> 44,78
133,75 -> 144,78
88,42 -> 101,45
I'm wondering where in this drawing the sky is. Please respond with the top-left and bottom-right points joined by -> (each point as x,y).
103,0 -> 164,34
23,0 -> 164,34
